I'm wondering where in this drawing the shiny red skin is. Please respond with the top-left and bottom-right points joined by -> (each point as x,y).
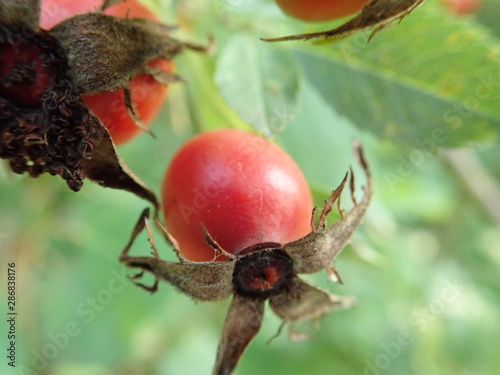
40,0 -> 172,145
275,0 -> 371,22
162,130 -> 313,262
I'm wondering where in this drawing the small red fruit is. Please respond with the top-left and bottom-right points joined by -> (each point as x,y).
444,0 -> 482,15
122,142 -> 372,375
40,0 -> 172,145
274,0 -> 371,22
162,130 -> 313,262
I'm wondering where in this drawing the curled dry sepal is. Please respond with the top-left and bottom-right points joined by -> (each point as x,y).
262,0 -> 425,43
0,0 -> 203,206
120,143 -> 373,375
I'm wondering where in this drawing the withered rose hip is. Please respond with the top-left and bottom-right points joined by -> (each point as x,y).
1,0 -> 203,205
0,25 -> 92,189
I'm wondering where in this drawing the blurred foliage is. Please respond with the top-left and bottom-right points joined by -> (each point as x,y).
1,0 -> 500,375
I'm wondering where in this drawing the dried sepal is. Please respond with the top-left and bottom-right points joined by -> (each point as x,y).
123,256 -> 236,300
48,12 -> 200,94
262,0 -> 425,43
0,0 -> 39,31
101,0 -> 123,11
153,217 -> 186,261
119,209 -> 235,301
47,1 -> 207,132
80,115 -> 158,207
214,294 -> 265,375
202,225 -> 237,261
283,143 -> 372,274
269,278 -> 356,330
315,172 -> 348,231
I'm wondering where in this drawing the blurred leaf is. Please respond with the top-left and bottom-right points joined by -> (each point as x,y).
293,1 -> 500,147
477,0 -> 500,38
215,33 -> 301,136
175,51 -> 250,133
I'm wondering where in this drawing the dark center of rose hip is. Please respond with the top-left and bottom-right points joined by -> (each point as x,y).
0,41 -> 51,107
233,245 -> 294,298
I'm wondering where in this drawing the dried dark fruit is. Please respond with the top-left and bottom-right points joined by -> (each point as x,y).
0,0 -> 204,206
0,26 -> 96,192
120,143 -> 373,375
262,0 -> 425,43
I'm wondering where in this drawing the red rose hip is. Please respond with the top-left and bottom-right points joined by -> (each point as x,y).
274,0 -> 371,22
444,0 -> 482,15
162,130 -> 313,262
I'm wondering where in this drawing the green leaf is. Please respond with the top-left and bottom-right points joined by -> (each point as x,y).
175,51 -> 250,133
215,33 -> 301,137
293,1 -> 500,147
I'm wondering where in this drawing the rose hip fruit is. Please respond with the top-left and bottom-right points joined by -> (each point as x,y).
162,130 -> 314,262
274,0 -> 371,22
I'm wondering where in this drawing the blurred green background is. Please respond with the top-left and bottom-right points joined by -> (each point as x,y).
1,0 -> 500,374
